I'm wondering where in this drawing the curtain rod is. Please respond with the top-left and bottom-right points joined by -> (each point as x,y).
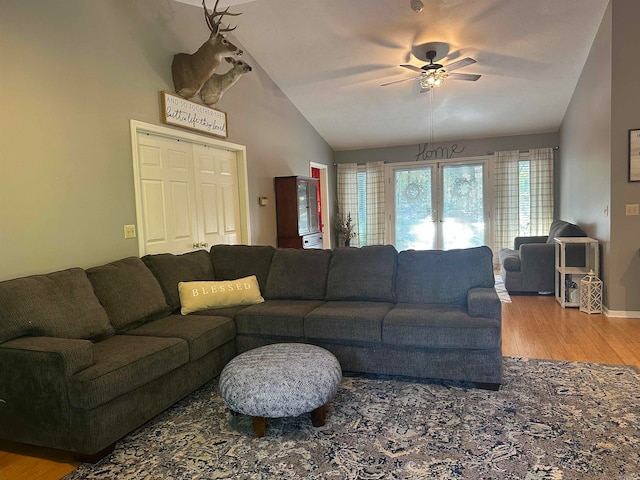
487,146 -> 559,155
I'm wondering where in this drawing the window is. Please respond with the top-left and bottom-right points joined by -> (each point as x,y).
493,147 -> 554,258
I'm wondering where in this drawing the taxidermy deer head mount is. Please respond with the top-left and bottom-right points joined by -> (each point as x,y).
201,58 -> 252,105
171,0 -> 243,99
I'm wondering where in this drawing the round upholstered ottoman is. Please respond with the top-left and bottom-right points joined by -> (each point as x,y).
219,343 -> 342,437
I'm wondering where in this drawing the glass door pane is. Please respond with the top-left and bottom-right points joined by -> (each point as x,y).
441,163 -> 485,249
393,166 -> 435,250
307,180 -> 319,232
297,180 -> 309,234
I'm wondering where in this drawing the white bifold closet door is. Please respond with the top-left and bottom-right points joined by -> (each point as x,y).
136,132 -> 242,255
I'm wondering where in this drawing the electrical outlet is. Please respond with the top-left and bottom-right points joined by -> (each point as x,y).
124,224 -> 136,239
625,204 -> 639,216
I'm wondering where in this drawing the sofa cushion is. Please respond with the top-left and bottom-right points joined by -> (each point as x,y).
0,268 -> 114,343
86,257 -> 170,333
142,250 -> 214,311
304,301 -> 393,344
395,246 -> 494,305
383,303 -> 501,349
264,248 -> 332,300
178,276 -> 264,315
326,245 -> 397,302
546,220 -> 586,243
126,314 -> 235,361
210,244 -> 275,291
235,299 -> 325,338
68,334 -> 188,409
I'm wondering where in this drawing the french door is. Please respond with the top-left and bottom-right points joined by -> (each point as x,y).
386,159 -> 488,251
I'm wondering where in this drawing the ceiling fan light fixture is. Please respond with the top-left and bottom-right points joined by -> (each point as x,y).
410,0 -> 424,13
420,69 -> 447,89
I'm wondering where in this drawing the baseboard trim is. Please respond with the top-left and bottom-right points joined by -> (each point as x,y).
604,308 -> 640,318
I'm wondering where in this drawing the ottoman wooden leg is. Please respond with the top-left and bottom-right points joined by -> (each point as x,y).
252,416 -> 266,437
310,404 -> 327,427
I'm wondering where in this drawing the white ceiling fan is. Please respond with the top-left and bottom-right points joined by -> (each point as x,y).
382,50 -> 481,92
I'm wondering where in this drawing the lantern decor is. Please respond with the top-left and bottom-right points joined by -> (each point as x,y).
580,269 -> 603,314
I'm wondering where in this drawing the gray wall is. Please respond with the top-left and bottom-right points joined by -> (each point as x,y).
609,0 -> 640,312
560,0 -> 640,313
559,3 -> 612,303
0,0 -> 333,281
334,132 -> 560,165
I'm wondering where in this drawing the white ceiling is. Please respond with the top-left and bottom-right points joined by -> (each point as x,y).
176,0 -> 609,151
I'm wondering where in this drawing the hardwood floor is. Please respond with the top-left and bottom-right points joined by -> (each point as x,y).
503,294 -> 640,367
1,294 -> 639,480
0,441 -> 78,480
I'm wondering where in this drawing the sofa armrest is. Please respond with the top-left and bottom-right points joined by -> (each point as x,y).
0,337 -> 95,446
467,287 -> 501,320
514,236 -> 548,249
0,336 -> 94,377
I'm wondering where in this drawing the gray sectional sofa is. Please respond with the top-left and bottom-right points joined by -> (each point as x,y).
0,244 -> 502,459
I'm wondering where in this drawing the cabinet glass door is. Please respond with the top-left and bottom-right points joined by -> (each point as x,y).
307,181 -> 319,233
297,180 -> 310,234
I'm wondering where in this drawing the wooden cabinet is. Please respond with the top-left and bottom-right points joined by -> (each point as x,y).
275,176 -> 322,249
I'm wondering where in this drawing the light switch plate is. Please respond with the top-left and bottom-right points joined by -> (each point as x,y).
625,204 -> 639,216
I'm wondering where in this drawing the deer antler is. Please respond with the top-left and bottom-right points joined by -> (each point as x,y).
203,0 -> 241,34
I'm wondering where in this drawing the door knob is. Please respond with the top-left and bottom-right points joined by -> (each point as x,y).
193,242 -> 208,249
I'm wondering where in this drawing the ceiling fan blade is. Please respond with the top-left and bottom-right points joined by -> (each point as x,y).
444,57 -> 476,72
380,76 -> 418,86
400,64 -> 424,73
448,72 -> 481,81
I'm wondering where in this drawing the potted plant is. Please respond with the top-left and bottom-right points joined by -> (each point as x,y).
335,212 -> 357,247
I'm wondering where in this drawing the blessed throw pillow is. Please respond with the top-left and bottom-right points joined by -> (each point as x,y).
178,275 -> 264,315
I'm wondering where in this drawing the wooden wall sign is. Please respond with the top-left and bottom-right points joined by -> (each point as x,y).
160,91 -> 228,138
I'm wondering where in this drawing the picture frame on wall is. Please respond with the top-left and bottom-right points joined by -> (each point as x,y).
629,129 -> 640,182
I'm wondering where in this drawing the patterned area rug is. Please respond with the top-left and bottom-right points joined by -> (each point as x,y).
495,274 -> 512,303
64,358 -> 640,480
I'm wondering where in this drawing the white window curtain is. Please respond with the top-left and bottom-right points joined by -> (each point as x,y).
493,150 -> 521,260
365,161 -> 385,245
336,163 -> 359,245
529,148 -> 554,236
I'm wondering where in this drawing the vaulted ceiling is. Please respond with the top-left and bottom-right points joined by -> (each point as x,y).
176,0 -> 609,151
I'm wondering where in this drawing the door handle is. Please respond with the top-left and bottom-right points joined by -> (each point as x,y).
193,242 -> 208,249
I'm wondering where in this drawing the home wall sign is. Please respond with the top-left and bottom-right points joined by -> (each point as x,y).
415,142 -> 466,161
161,91 -> 228,138
629,129 -> 640,182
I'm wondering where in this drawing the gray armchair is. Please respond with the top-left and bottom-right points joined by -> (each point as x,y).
499,220 -> 586,293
